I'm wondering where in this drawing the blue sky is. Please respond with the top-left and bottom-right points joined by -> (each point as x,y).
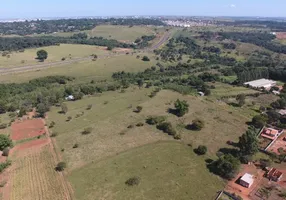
1,0 -> 286,19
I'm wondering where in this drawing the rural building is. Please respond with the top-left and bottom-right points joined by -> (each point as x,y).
266,168 -> 283,182
244,79 -> 276,90
198,92 -> 205,96
260,127 -> 283,140
278,109 -> 286,116
65,95 -> 74,101
239,173 -> 254,188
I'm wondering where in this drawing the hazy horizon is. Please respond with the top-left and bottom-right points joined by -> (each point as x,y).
1,0 -> 286,19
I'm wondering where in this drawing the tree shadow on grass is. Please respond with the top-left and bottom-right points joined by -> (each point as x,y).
167,108 -> 178,116
218,147 -> 240,158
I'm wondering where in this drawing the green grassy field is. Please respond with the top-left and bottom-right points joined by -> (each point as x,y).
47,88 -> 252,171
90,25 -> 155,42
0,44 -> 111,68
69,141 -> 225,200
210,82 -> 259,98
0,53 -> 156,83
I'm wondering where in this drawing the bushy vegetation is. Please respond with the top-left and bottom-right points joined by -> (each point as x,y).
0,135 -> 13,151
156,122 -> 176,136
125,176 -> 141,186
208,154 -> 240,180
0,160 -> 11,173
55,162 -> 67,171
194,145 -> 208,155
174,99 -> 189,117
146,116 -> 166,125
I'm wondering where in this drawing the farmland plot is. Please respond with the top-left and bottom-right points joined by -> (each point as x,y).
10,145 -> 70,200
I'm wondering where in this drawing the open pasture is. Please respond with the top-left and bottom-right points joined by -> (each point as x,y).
69,141 -> 225,200
0,53 -> 156,83
91,25 -> 155,43
0,44 -> 111,68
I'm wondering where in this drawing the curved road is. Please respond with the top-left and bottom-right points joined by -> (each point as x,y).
0,32 -> 171,75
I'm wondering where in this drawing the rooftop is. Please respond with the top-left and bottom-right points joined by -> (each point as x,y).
241,173 -> 254,184
244,79 -> 276,88
267,168 -> 283,179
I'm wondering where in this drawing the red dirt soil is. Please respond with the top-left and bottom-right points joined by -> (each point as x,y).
225,164 -> 264,200
11,119 -> 46,141
276,32 -> 286,40
267,132 -> 286,155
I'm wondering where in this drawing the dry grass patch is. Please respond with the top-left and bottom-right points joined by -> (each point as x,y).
10,145 -> 70,200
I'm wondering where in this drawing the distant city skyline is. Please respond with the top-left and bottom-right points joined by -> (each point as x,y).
1,0 -> 286,19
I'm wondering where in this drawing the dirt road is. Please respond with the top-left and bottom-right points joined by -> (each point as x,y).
0,32 -> 171,75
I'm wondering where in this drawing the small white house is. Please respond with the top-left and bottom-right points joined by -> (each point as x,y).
198,92 -> 205,96
65,95 -> 74,101
240,173 -> 254,188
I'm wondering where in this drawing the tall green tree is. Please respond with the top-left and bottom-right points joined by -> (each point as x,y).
37,49 -> 48,61
174,99 -> 189,117
238,130 -> 259,156
212,154 -> 240,180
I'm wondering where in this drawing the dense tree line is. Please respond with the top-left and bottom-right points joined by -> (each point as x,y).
219,20 -> 286,32
112,62 -> 217,95
0,75 -> 124,116
219,32 -> 286,54
0,32 -> 156,51
0,18 -> 165,36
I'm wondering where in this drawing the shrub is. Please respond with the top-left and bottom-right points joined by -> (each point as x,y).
50,132 -> 58,137
125,176 -> 140,186
136,122 -> 144,127
174,99 -> 189,117
0,135 -> 13,151
87,104 -> 93,110
142,56 -> 150,61
0,124 -> 7,129
55,162 -> 66,171
49,121 -> 56,128
66,116 -> 72,121
0,160 -> 11,173
174,133 -> 182,140
135,106 -> 143,113
127,125 -> 134,129
190,119 -> 205,131
156,122 -> 176,136
146,116 -> 166,125
195,145 -> 207,155
2,147 -> 10,157
82,127 -> 93,135
73,143 -> 79,148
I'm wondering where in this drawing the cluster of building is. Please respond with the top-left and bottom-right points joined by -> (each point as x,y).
240,167 -> 283,189
163,20 -> 214,27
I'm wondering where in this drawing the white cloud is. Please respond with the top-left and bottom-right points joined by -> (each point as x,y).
230,4 -> 236,8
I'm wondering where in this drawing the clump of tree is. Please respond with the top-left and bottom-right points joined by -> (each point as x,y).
208,154 -> 240,180
0,135 -> 13,151
194,145 -> 208,155
55,162 -> 66,171
173,99 -> 189,117
146,116 -> 166,125
237,129 -> 259,156
125,176 -> 140,186
251,115 -> 267,128
156,122 -> 176,136
189,119 -> 205,131
36,50 -> 48,61
49,121 -> 56,128
142,56 -> 150,61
